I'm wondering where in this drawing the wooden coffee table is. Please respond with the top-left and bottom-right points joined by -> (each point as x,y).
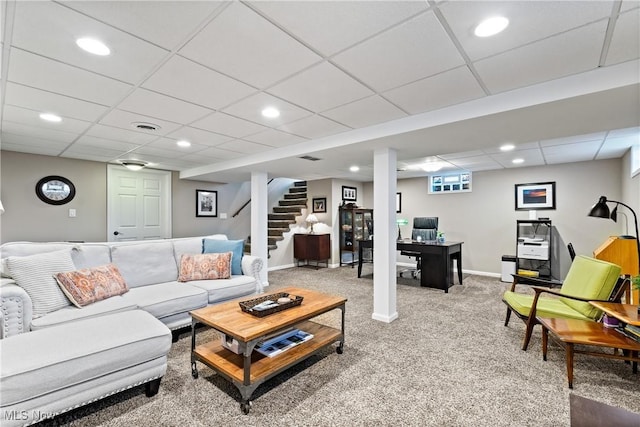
537,317 -> 640,388
190,287 -> 346,413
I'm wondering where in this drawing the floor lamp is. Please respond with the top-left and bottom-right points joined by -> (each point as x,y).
588,196 -> 640,309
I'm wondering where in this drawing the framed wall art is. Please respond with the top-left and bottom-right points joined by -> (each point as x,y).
342,186 -> 357,201
515,182 -> 556,210
196,190 -> 218,217
312,197 -> 327,213
396,192 -> 402,213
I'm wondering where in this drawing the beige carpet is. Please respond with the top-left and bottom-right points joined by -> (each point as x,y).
37,266 -> 640,426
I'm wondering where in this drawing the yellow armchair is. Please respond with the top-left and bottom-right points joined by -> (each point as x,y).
503,255 -> 626,350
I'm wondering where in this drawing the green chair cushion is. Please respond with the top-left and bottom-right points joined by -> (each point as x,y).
503,291 -> 592,320
558,255 -> 621,319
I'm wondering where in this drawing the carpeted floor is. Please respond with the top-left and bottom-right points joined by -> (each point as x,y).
38,266 -> 640,426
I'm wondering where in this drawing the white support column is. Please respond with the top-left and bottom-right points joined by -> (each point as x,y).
372,147 -> 398,323
251,171 -> 269,289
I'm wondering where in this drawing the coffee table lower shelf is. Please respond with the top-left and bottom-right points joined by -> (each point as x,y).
192,320 -> 342,412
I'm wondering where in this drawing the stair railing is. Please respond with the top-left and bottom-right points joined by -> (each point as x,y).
232,179 -> 274,218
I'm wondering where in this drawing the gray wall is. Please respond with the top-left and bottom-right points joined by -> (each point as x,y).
363,158 -> 633,279
0,151 -> 253,243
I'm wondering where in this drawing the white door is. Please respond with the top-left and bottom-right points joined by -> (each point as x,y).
107,165 -> 172,241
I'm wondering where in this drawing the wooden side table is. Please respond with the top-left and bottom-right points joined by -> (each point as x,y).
537,317 -> 640,388
589,301 -> 640,326
293,233 -> 330,269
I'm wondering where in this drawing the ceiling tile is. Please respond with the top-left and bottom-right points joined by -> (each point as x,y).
438,150 -> 486,160
8,48 -> 133,105
216,139 -> 272,154
99,109 -> 181,135
166,126 -> 234,148
491,148 -> 545,168
482,141 -> 541,154
243,129 -> 307,147
221,92 -> 312,127
1,133 -> 69,154
277,115 -> 351,139
117,88 -> 214,124
249,1 -> 428,56
183,147 -> 244,161
605,8 -> 640,66
383,66 -> 485,115
2,105 -> 92,134
62,151 -> 121,163
607,126 -> 640,138
332,11 -> 465,92
439,1 -> 613,61
474,21 -> 607,94
267,62 -> 373,112
62,144 -> 130,160
142,55 -> 257,110
74,134 -> 141,152
12,1 -> 168,83
144,137 -> 210,154
63,1 -> 226,50
4,82 -> 108,122
539,132 -> 606,147
445,155 -> 504,172
191,112 -> 267,138
322,95 -> 407,128
544,140 -> 601,163
598,134 -> 640,158
84,124 -> 158,145
179,1 -> 321,88
2,121 -> 79,143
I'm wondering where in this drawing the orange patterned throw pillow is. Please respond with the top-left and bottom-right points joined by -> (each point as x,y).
178,252 -> 232,282
54,263 -> 129,308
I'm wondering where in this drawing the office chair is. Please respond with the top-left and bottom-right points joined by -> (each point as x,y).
399,217 -> 438,278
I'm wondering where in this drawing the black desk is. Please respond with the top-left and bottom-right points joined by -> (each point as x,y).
357,239 -> 464,293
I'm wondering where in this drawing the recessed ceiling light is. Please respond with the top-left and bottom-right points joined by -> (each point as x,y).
76,37 -> 111,56
474,16 -> 509,37
349,165 -> 360,172
512,158 -> 524,164
261,107 -> 280,118
177,140 -> 191,148
39,113 -> 62,122
500,143 -> 515,151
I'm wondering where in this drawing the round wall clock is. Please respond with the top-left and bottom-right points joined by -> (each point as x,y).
35,176 -> 76,205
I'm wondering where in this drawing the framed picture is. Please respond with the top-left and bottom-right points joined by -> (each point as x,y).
396,192 -> 402,213
342,185 -> 357,201
196,189 -> 218,217
312,197 -> 327,213
515,182 -> 556,210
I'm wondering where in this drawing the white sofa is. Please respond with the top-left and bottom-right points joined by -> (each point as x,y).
0,234 -> 264,426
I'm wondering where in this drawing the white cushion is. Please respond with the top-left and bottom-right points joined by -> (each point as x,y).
111,241 -> 178,288
5,249 -> 74,318
188,275 -> 256,304
120,282 -> 207,320
30,296 -> 137,330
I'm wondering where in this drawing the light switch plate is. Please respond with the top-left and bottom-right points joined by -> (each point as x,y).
69,208 -> 76,217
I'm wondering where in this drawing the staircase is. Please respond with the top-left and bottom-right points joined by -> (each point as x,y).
246,181 -> 307,256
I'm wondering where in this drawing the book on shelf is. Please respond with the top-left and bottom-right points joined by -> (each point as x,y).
615,325 -> 640,343
255,329 -> 314,358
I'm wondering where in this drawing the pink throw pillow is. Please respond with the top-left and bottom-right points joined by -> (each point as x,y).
55,263 -> 129,308
178,252 -> 232,282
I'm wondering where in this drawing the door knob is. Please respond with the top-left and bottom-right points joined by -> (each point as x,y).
113,231 -> 121,236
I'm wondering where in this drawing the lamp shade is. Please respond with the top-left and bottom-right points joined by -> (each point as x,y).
306,214 -> 318,224
396,218 -> 409,226
588,196 -> 610,219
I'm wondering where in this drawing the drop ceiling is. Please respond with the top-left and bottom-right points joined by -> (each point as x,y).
1,0 -> 639,183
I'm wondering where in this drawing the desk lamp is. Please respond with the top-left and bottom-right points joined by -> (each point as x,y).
306,214 -> 319,234
396,218 -> 409,240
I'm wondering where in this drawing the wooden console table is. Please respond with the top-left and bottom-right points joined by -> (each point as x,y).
293,233 -> 330,269
538,317 -> 640,388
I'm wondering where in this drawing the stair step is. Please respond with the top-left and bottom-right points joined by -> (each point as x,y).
268,213 -> 296,220
289,187 -> 306,193
273,206 -> 304,214
268,228 -> 290,236
269,236 -> 284,244
269,221 -> 295,228
294,181 -> 307,187
279,199 -> 307,207
284,193 -> 307,200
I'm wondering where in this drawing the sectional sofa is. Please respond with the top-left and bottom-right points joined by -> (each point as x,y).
0,234 -> 264,426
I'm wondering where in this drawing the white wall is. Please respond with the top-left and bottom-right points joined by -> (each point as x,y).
361,158 -> 630,278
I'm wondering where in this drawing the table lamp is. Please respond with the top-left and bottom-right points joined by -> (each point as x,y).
306,214 -> 319,234
396,218 -> 409,240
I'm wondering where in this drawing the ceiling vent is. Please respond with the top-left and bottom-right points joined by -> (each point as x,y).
299,155 -> 322,161
131,122 -> 161,131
